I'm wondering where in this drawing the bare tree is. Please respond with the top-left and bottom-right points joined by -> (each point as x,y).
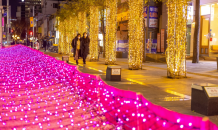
192,0 -> 200,63
11,20 -> 27,40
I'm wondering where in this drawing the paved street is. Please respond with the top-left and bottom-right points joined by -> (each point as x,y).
43,51 -> 218,126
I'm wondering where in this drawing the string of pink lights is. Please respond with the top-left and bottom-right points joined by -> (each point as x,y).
0,45 -> 217,130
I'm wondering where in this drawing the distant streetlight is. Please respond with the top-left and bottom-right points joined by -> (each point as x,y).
12,35 -> 19,44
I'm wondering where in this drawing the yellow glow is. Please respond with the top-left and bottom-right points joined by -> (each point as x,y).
90,6 -> 99,61
58,17 -> 77,55
105,0 -> 117,65
166,0 -> 188,78
128,0 -> 144,69
78,12 -> 87,35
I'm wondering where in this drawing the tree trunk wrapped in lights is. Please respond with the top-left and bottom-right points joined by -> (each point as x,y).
128,0 -> 144,70
63,19 -> 70,54
58,17 -> 78,55
89,6 -> 99,61
166,0 -> 188,78
105,0 -> 117,65
68,16 -> 78,56
58,21 -> 65,54
78,12 -> 87,35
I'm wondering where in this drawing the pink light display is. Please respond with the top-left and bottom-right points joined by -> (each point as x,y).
0,45 -> 217,130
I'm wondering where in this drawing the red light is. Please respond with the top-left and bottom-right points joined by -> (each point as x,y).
30,31 -> 33,35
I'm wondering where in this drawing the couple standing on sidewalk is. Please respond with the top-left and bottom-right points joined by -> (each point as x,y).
72,32 -> 90,65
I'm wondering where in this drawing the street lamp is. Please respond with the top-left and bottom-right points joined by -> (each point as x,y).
12,35 -> 18,44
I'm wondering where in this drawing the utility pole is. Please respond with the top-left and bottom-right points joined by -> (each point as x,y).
33,6 -> 35,46
7,0 -> 9,45
0,0 -> 2,48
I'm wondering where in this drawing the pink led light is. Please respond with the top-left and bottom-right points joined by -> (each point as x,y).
0,45 -> 216,130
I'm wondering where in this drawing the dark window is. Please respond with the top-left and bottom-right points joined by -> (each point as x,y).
53,3 -> 58,8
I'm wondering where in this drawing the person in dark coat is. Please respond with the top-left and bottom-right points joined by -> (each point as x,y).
81,32 -> 90,64
72,34 -> 82,65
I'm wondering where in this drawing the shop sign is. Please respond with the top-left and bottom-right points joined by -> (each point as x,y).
149,6 -> 158,28
143,7 -> 148,18
161,29 -> 165,53
3,32 -> 6,38
30,17 -> 34,27
117,40 -> 128,52
157,33 -> 160,53
149,19 -> 158,28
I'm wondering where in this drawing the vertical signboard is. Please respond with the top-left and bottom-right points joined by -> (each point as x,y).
30,17 -> 34,27
161,29 -> 165,52
157,33 -> 160,53
144,7 -> 148,27
149,6 -> 158,28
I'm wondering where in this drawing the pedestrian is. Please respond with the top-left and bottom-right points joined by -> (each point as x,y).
35,40 -> 40,50
72,34 -> 82,65
43,39 -> 47,52
81,32 -> 90,64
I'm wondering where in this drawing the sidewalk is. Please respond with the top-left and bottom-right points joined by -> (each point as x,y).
43,51 -> 218,126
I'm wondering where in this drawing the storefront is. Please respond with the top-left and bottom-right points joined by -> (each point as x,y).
200,2 -> 218,57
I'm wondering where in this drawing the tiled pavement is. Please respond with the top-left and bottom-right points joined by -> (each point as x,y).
43,51 -> 218,126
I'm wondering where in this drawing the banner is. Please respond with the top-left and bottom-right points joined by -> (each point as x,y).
161,29 -> 165,52
116,40 -> 128,52
30,17 -> 34,27
149,6 -> 158,28
157,33 -> 160,53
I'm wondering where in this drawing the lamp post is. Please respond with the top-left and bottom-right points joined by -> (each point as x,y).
7,0 -> 10,45
0,0 -> 2,48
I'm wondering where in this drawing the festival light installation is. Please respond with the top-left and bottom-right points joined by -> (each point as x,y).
78,12 -> 87,35
165,0 -> 188,78
58,20 -> 65,54
66,16 -> 78,56
58,17 -> 77,55
0,45 -> 217,130
128,0 -> 144,70
89,6 -> 99,61
105,0 -> 117,65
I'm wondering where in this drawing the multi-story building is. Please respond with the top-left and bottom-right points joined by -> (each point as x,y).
38,0 -> 65,44
19,0 -> 41,22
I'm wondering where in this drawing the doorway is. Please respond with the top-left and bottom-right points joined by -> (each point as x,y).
200,15 -> 210,56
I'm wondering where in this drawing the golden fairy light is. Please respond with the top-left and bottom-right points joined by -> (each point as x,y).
67,16 -> 78,56
105,0 -> 117,65
166,0 -> 188,78
78,12 -> 87,35
128,0 -> 144,70
89,6 -> 99,61
58,20 -> 65,54
58,17 -> 78,55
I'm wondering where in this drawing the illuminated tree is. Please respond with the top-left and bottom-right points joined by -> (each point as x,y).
128,0 -> 144,69
105,0 -> 118,65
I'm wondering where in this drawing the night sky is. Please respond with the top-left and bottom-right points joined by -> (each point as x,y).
2,0 -> 20,18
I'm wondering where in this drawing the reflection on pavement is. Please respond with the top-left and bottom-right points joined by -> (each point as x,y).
69,60 -> 191,101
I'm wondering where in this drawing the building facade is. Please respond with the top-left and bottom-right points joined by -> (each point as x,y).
197,0 -> 218,57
